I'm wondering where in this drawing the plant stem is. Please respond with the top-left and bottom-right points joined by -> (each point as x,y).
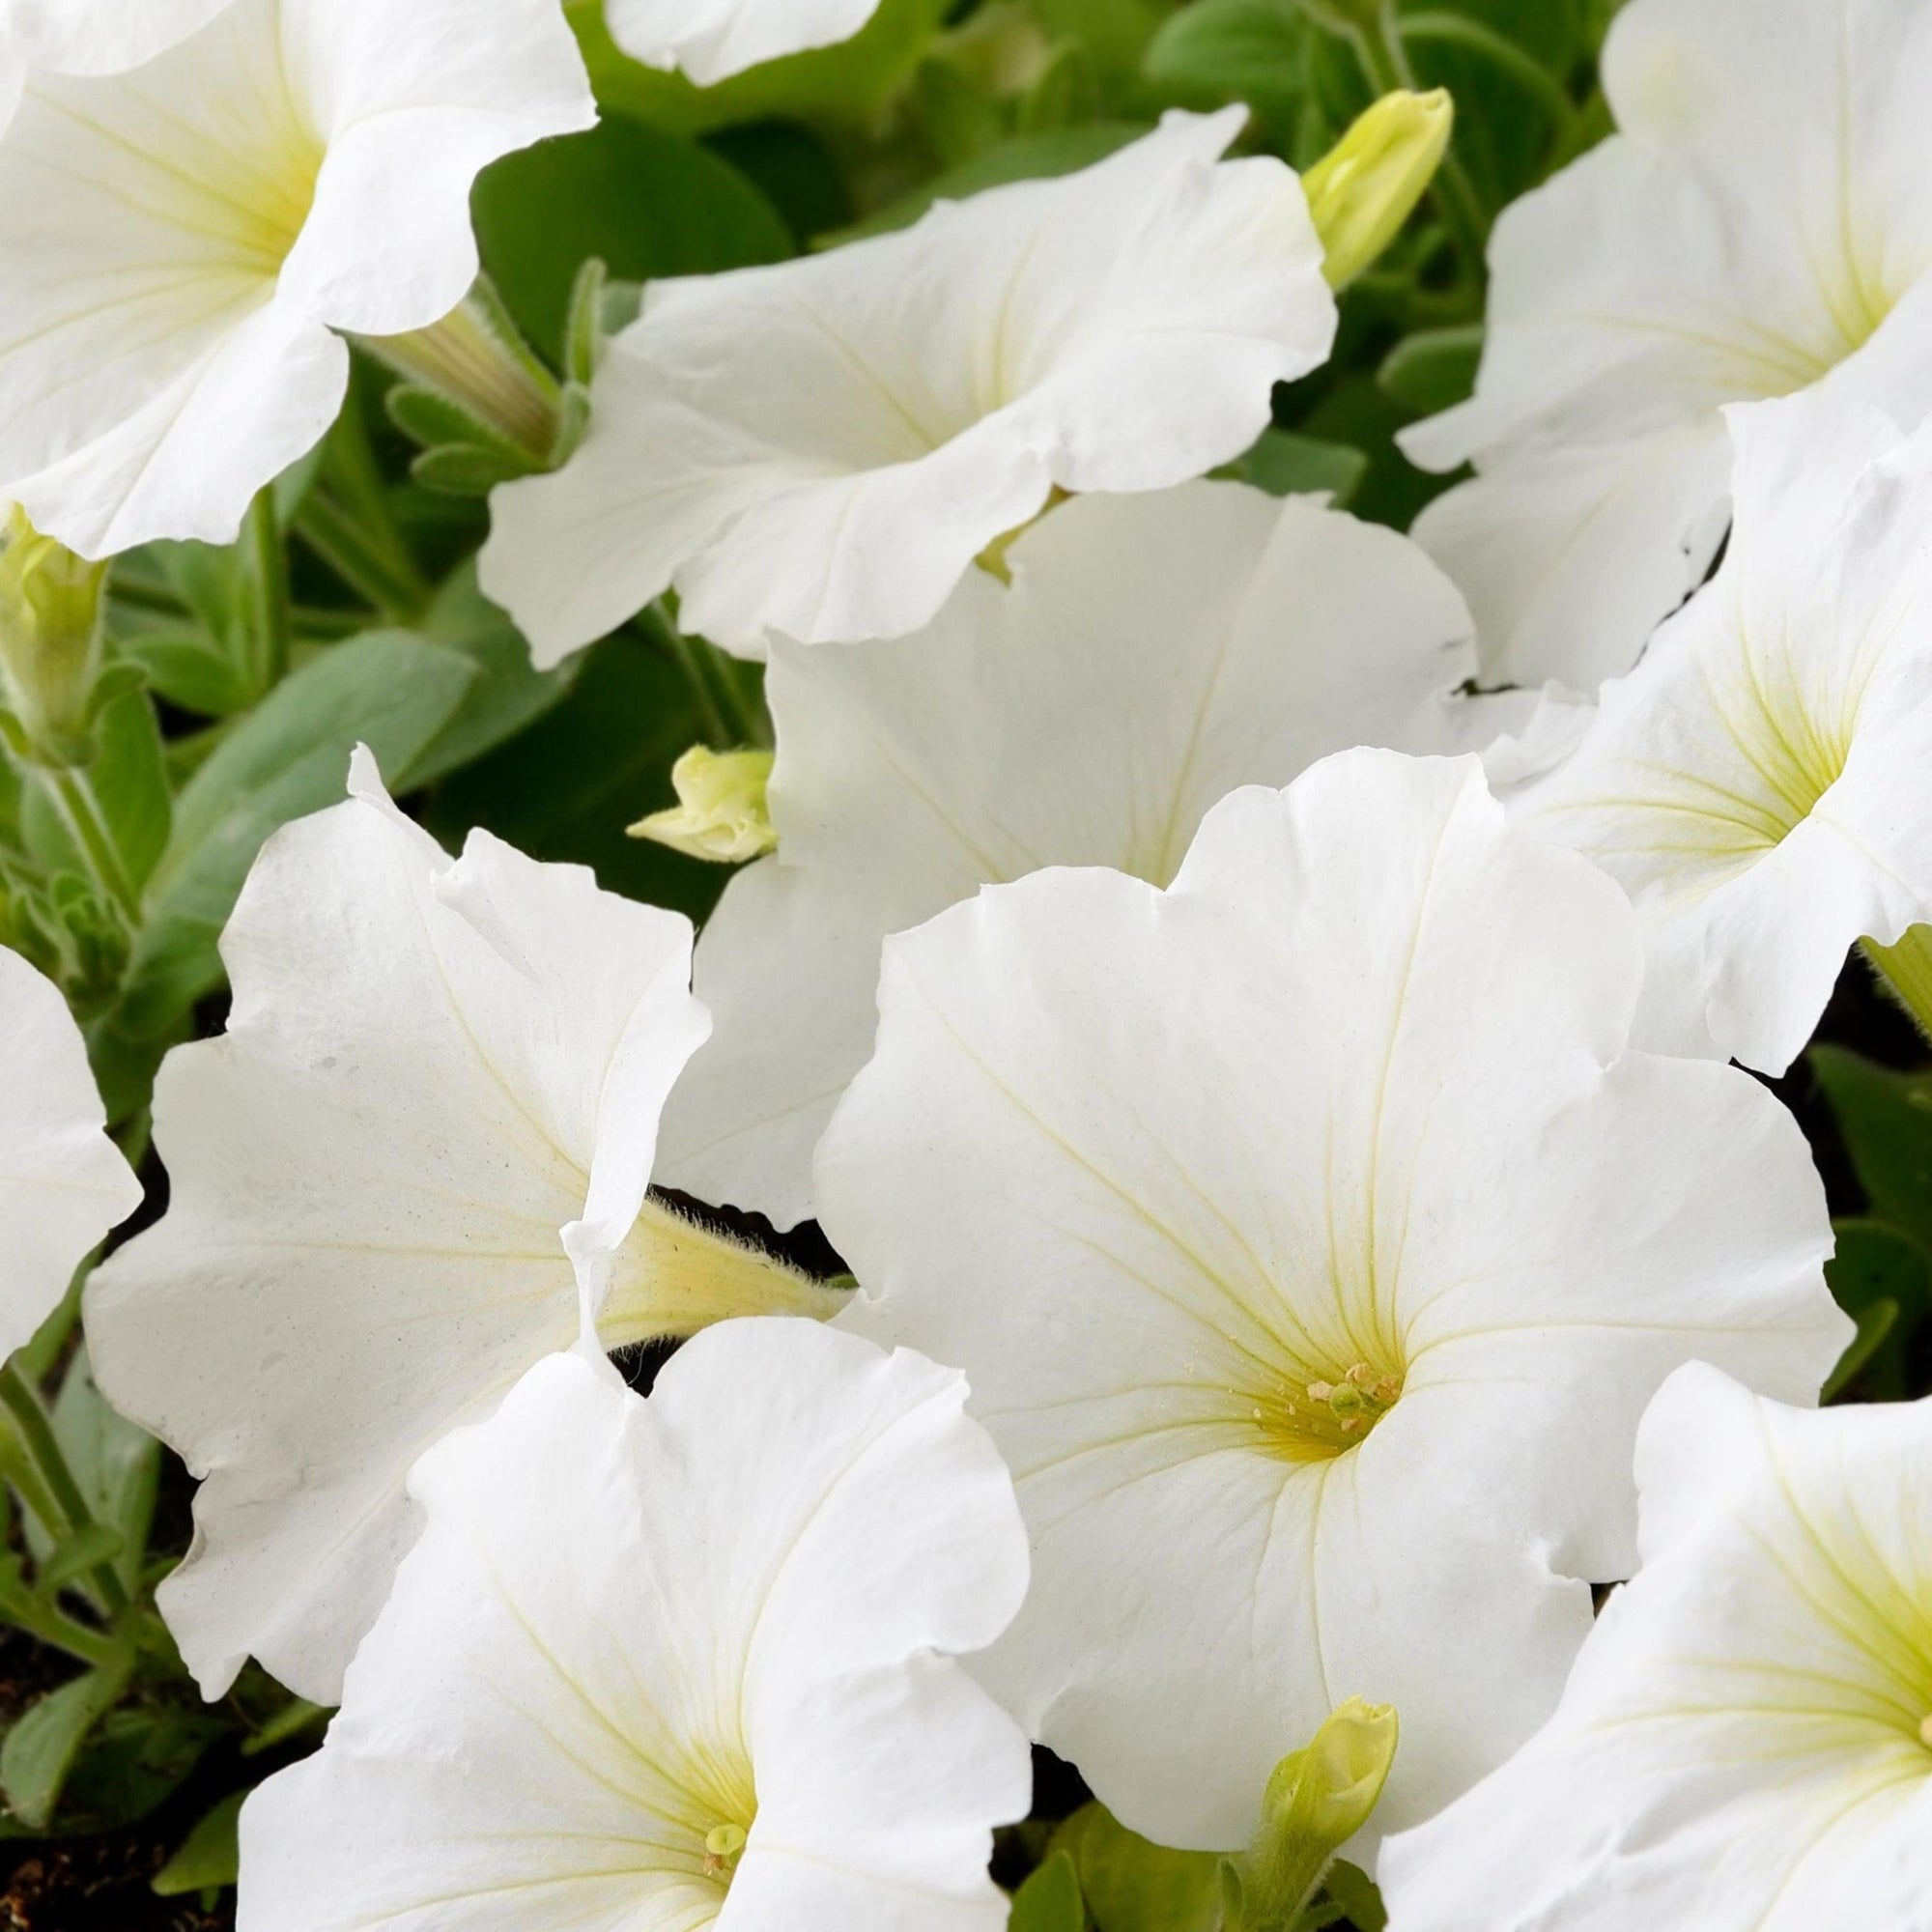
44,765 -> 141,925
0,1585 -> 121,1668
640,605 -> 771,750
1864,926 -> 1932,1041
297,391 -> 434,622
245,488 -> 292,694
294,492 -> 432,625
0,1360 -> 128,1616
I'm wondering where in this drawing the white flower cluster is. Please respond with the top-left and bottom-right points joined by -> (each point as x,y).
0,0 -> 1927,1926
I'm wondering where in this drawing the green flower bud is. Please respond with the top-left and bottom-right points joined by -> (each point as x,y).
0,504 -> 112,767
1302,90 -> 1455,289
629,745 -> 779,865
1221,1697 -> 1400,1931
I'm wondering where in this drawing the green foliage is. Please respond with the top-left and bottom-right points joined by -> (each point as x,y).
1812,1045 -> 1932,1398
2,1648 -> 137,1832
1054,1804 -> 1223,1932
153,1790 -> 246,1897
473,112 -> 791,361
1012,1849 -> 1089,1932
117,630 -> 475,1037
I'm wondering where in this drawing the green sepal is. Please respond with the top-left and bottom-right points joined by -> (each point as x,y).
1011,1849 -> 1087,1932
385,383 -> 531,467
410,443 -> 545,497
563,256 -> 611,389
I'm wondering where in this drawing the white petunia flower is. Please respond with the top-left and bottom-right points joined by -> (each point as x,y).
480,110 -> 1337,664
0,0 -> 595,558
819,750 -> 1850,1855
1402,0 -> 1932,689
238,1321 -> 1032,1932
1516,392 -> 1932,1076
1378,1363 -> 1932,1929
657,481 -> 1512,1231
606,0 -> 883,86
0,944 -> 140,1361
86,752 -> 843,1707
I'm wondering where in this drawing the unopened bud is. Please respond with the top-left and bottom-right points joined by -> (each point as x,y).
1283,1697 -> 1399,1848
629,746 -> 778,865
1302,90 -> 1454,289
1221,1698 -> 1400,1931
0,504 -> 111,766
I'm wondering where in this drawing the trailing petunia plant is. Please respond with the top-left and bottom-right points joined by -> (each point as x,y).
0,5 -> 1927,1932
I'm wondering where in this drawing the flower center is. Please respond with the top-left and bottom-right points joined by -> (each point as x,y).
184,70 -> 327,280
1248,1359 -> 1404,1463
702,1819 -> 750,1885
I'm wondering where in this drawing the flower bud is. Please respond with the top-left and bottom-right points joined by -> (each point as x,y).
1221,1697 -> 1400,1930
629,745 -> 779,865
0,503 -> 111,766
1302,90 -> 1454,289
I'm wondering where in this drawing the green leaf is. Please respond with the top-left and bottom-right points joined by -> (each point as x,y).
154,1789 -> 246,1897
1824,1218 -> 1930,1401
1012,1850 -> 1087,1932
425,629 -> 724,923
472,110 -> 790,365
1378,326 -> 1484,415
1320,1860 -> 1386,1932
409,564 -> 581,788
111,534 -> 275,717
1829,1217 -> 1932,1313
1823,1297 -> 1901,1403
827,122 -> 1151,244
1,1649 -> 134,1832
1219,428 -> 1369,505
1054,1804 -> 1222,1932
1037,0 -> 1178,98
704,121 -> 854,245
1393,0 -> 1590,215
916,55 -> 1011,167
117,632 -> 475,1036
57,1696 -> 226,1833
36,1522 -> 125,1595
1299,371 -> 1452,530
1811,1044 -> 1932,1250
565,0 -> 950,136
55,1348 -> 159,1597
1144,0 -> 1306,123
118,633 -> 256,720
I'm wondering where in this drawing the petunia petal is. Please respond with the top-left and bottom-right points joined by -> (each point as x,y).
85,752 -> 717,1704
0,945 -> 140,1361
482,111 -> 1336,660
1378,1365 -> 1932,1929
605,0 -> 884,87
658,481 -> 1497,1226
237,1322 -> 1032,1932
